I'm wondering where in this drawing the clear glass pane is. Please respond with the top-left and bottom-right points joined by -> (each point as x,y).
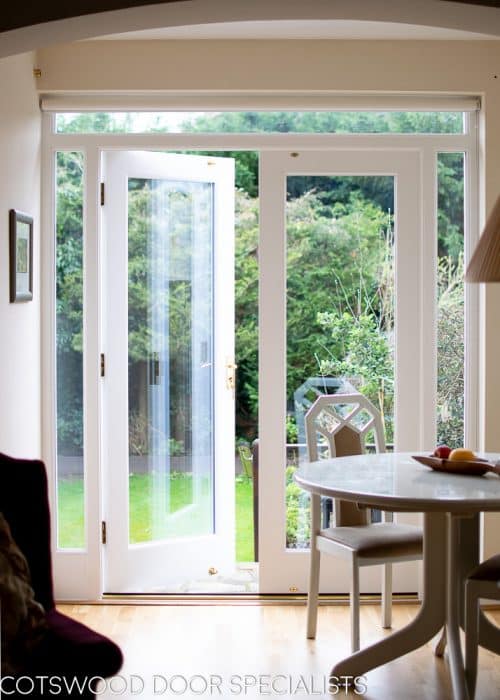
56,111 -> 464,135
286,176 -> 395,549
56,151 -> 84,549
171,150 -> 260,564
437,153 -> 465,447
234,177 -> 259,563
128,177 -> 214,544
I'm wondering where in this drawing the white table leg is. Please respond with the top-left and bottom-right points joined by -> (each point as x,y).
331,512 -> 447,678
306,494 -> 321,639
447,514 -> 470,700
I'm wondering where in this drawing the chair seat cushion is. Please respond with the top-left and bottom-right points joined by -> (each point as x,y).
468,553 -> 500,582
319,522 -> 423,558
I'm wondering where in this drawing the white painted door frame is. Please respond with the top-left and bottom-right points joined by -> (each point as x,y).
41,114 -> 479,599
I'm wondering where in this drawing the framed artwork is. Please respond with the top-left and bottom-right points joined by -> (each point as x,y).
9,209 -> 33,303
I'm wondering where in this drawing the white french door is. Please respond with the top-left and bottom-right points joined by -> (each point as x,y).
259,149 -> 424,594
101,151 -> 235,592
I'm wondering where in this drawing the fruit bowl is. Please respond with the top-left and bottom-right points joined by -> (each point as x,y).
412,455 -> 500,477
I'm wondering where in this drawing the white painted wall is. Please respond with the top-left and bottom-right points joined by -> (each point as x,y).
35,38 -> 500,94
0,53 -> 41,458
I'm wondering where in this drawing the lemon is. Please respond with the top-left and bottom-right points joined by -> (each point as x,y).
449,447 -> 475,461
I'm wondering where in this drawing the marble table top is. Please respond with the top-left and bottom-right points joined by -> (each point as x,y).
294,452 -> 500,513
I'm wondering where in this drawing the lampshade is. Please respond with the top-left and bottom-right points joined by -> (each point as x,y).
466,194 -> 500,282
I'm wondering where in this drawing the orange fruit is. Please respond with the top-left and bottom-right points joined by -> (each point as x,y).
449,447 -> 475,461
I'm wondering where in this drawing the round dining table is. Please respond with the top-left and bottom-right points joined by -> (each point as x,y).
294,452 -> 500,700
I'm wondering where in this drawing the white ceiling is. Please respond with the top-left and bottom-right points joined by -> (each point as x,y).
97,19 -> 499,41
4,0 -> 500,59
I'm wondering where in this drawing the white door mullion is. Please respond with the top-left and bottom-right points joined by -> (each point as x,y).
393,151 -> 423,451
258,153 -> 288,593
83,145 -> 102,599
41,113 -> 57,555
420,146 -> 438,451
464,111 -> 480,451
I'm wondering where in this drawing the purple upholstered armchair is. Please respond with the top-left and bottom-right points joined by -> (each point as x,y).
0,452 -> 123,698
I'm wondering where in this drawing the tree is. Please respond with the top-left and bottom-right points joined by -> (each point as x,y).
286,193 -> 393,400
438,153 -> 464,261
437,255 -> 465,446
56,151 -> 84,454
55,111 -> 466,448
183,110 -> 464,254
233,189 -> 395,438
234,192 -> 259,433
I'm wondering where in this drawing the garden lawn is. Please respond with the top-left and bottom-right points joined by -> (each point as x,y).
58,473 -> 255,563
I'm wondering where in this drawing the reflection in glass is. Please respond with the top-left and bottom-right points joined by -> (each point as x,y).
127,178 -> 214,544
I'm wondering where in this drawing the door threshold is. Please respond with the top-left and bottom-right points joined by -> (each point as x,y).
58,592 -> 420,606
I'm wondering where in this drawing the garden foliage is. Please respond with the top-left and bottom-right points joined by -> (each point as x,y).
56,112 -> 465,457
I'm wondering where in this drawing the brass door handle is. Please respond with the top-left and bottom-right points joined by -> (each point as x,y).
225,360 -> 237,393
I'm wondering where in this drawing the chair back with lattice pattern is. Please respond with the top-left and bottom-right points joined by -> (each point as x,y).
304,393 -> 386,526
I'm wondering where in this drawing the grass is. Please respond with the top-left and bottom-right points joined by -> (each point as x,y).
58,472 -> 255,562
128,472 -> 212,542
56,476 -> 85,549
234,476 -> 254,562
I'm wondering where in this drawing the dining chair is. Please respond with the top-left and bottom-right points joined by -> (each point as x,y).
304,392 -> 424,652
0,451 -> 123,698
465,553 -> 500,698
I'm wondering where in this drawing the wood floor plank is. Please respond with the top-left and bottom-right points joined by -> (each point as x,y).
57,603 -> 500,699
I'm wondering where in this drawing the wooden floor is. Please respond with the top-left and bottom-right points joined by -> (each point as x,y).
59,602 -> 500,699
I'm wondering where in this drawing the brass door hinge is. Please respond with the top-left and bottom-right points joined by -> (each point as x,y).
100,353 -> 105,377
101,521 -> 107,544
100,182 -> 105,206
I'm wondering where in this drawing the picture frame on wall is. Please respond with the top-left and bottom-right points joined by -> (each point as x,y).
9,209 -> 33,303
